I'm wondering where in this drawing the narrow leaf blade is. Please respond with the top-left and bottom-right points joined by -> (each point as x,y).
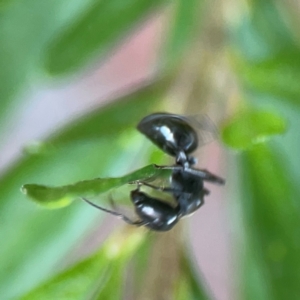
44,0 -> 169,75
221,109 -> 287,150
239,144 -> 300,299
20,228 -> 145,300
21,164 -> 170,206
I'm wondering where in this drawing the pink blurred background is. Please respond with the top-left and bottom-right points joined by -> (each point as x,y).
0,16 -> 232,300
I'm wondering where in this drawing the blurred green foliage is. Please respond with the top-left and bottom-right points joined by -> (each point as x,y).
20,228 -> 145,300
240,144 -> 300,300
222,109 -> 287,150
1,0 -> 300,299
44,0 -> 169,75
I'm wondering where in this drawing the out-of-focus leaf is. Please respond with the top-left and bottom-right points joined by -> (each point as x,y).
0,0 -> 94,129
232,1 -> 300,108
0,140 -> 125,300
276,1 -> 300,46
235,50 -> 300,107
234,0 -> 296,60
22,164 -> 170,206
239,144 -> 300,299
48,79 -> 169,145
44,0 -> 169,76
175,251 -> 211,300
93,262 -> 125,300
221,109 -> 287,150
247,0 -> 295,52
21,228 -> 146,300
130,233 -> 156,298
0,82 -> 166,299
232,5 -> 300,293
161,0 -> 205,71
0,0 -> 13,10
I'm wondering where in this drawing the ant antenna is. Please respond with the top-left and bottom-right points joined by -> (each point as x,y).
81,197 -> 123,217
80,197 -> 144,226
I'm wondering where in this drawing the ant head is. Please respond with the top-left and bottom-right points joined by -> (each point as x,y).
130,189 -> 144,206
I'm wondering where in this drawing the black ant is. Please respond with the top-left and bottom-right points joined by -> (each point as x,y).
81,113 -> 225,231
82,184 -> 181,231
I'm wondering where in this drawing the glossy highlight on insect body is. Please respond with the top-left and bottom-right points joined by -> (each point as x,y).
82,184 -> 180,232
137,113 -> 199,166
137,112 -> 225,217
130,188 -> 180,231
81,112 -> 225,231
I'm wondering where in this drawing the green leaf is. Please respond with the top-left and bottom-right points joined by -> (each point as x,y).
20,228 -> 146,300
93,262 -> 125,300
239,144 -> 300,299
161,0 -> 205,71
175,251 -> 211,300
44,0 -> 169,76
0,0 -> 95,130
129,233 -> 156,296
47,79 -> 169,145
22,164 -> 170,207
233,0 -> 296,60
248,0 -> 295,52
221,109 -> 287,150
0,0 -> 13,10
0,81 -> 166,299
235,50 -> 300,107
231,1 -> 300,108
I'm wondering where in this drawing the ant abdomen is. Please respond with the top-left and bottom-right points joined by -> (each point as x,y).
130,189 -> 180,231
137,113 -> 198,158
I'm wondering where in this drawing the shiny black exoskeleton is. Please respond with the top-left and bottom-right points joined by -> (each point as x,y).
138,164 -> 224,218
137,113 -> 198,166
130,188 -> 180,231
138,112 -> 225,217
82,186 -> 180,231
81,113 -> 225,232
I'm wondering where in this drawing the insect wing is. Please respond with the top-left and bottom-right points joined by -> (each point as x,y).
184,114 -> 218,147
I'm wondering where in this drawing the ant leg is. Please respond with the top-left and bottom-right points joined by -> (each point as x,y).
203,187 -> 210,195
123,218 -> 146,226
184,168 -> 225,185
129,181 -> 192,198
175,152 -> 197,167
187,155 -> 197,166
80,198 -> 145,226
128,181 -> 174,193
141,182 -> 192,197
154,164 -> 225,185
154,164 -> 182,171
176,151 -> 188,166
107,194 -> 150,227
142,182 -> 175,193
